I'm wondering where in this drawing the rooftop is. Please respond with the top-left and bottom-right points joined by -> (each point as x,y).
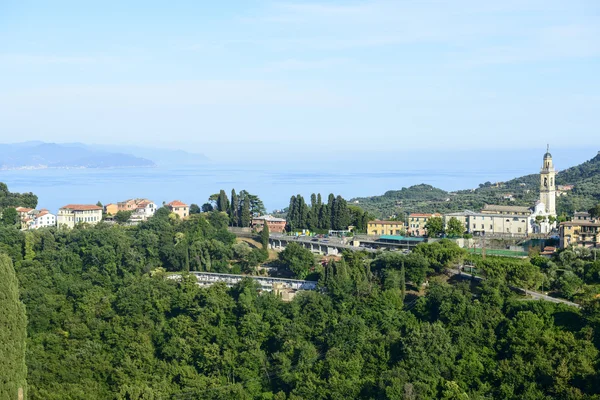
253,215 -> 286,222
379,235 -> 426,242
167,200 -> 188,207
369,220 -> 405,225
409,213 -> 441,217
482,204 -> 531,213
60,204 -> 103,211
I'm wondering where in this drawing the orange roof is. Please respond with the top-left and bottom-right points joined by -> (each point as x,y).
37,211 -> 49,217
60,204 -> 102,211
136,200 -> 151,208
15,207 -> 33,213
167,200 -> 188,207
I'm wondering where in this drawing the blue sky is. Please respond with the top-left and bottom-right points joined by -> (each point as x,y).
1,0 -> 599,157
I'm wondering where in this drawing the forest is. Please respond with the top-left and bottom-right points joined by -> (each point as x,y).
285,193 -> 373,233
0,203 -> 600,398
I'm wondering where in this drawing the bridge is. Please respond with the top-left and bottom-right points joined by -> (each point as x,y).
268,234 -> 425,255
169,271 -> 318,292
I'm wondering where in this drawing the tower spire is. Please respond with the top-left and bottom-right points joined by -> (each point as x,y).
547,144 -> 549,153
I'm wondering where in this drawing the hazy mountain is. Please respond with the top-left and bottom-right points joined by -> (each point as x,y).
88,144 -> 210,166
0,142 -> 155,169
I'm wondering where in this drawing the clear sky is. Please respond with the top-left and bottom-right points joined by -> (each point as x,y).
1,1 -> 599,157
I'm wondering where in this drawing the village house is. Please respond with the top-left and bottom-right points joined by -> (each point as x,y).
560,220 -> 600,249
408,213 -> 442,236
57,204 -> 103,229
367,220 -> 405,236
251,215 -> 287,233
104,203 -> 118,215
23,209 -> 56,230
166,200 -> 189,219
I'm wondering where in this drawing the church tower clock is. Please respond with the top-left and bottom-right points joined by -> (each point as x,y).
540,145 -> 556,216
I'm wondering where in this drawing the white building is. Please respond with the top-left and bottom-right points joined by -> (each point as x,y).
57,204 -> 103,229
24,209 -> 56,230
133,200 -> 156,220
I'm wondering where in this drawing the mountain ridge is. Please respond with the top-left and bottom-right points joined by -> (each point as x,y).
351,152 -> 600,218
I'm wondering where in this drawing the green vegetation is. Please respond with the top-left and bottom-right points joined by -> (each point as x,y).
286,193 -> 373,233
114,210 -> 133,224
260,219 -> 270,250
445,216 -> 465,237
209,189 -> 265,228
352,153 -> 600,218
2,179 -> 600,399
0,254 -> 27,400
424,216 -> 444,237
1,207 -> 19,226
0,182 -> 38,210
0,220 -> 599,398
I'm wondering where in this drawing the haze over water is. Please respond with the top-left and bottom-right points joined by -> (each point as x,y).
2,147 -> 594,213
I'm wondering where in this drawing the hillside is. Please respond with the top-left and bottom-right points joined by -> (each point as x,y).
0,142 -> 155,169
352,152 -> 600,218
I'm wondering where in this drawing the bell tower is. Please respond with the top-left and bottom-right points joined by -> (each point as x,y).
540,144 -> 556,216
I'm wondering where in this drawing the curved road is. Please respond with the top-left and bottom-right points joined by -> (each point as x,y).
448,267 -> 580,308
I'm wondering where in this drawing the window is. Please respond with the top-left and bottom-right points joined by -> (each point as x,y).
490,225 -> 493,230
481,224 -> 484,229
518,228 -> 522,233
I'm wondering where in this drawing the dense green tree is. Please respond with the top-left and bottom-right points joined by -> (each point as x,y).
0,254 -> 27,400
230,189 -> 239,226
0,182 -> 37,209
1,207 -> 19,226
278,242 -> 315,279
189,203 -> 201,214
114,210 -> 133,223
425,216 -> 444,237
445,217 -> 465,237
240,197 -> 251,228
216,190 -> 229,213
201,203 -> 213,212
260,220 -> 270,251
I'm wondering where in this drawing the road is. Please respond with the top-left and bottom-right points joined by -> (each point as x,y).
448,267 -> 581,308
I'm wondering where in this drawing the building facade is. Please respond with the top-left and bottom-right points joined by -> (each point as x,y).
25,209 -> 56,230
367,220 -> 405,236
104,203 -> 118,215
445,210 -> 529,236
133,200 -> 156,221
560,220 -> 600,249
57,204 -> 103,228
408,213 -> 442,236
167,200 -> 189,219
252,215 -> 287,233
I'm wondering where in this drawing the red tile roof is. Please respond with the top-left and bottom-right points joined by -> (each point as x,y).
167,200 -> 188,207
60,204 -> 103,211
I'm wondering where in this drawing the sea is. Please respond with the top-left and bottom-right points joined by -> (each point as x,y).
1,148 -> 594,213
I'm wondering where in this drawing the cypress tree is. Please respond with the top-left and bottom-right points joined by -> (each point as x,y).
241,198 -> 251,228
217,190 -> 229,213
0,254 -> 27,400
327,194 -> 335,230
230,189 -> 239,227
287,196 -> 296,231
261,220 -> 270,251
